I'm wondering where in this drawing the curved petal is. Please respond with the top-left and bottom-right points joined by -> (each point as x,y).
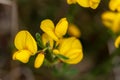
109,0 -> 120,12
112,13 -> 120,33
34,53 -> 44,68
71,37 -> 82,49
89,0 -> 100,9
67,0 -> 77,4
59,37 -> 75,54
55,18 -> 68,38
77,0 -> 89,7
12,50 -> 31,63
65,51 -> 83,64
115,36 -> 120,48
14,31 -> 26,50
14,30 -> 37,55
59,37 -> 82,54
42,33 -> 54,49
53,49 -> 60,54
40,19 -> 58,41
64,49 -> 82,58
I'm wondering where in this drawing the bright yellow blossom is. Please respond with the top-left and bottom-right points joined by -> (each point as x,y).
109,0 -> 120,12
34,53 -> 45,68
115,36 -> 120,48
101,11 -> 120,33
53,37 -> 83,64
67,0 -> 101,9
68,24 -> 81,38
40,18 -> 68,41
13,30 -> 37,63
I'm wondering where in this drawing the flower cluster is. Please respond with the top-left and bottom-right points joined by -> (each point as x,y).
67,0 -> 101,9
101,0 -> 120,48
102,0 -> 120,33
12,18 -> 83,68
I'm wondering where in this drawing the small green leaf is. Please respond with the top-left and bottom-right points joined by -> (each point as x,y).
35,33 -> 44,48
56,54 -> 69,60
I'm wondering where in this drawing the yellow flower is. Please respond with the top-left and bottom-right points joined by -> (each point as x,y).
34,53 -> 45,68
42,33 -> 54,49
109,0 -> 120,12
54,37 -> 83,64
13,30 -> 37,63
115,36 -> 120,48
68,24 -> 81,38
40,18 -> 68,41
67,0 -> 101,9
101,11 -> 120,33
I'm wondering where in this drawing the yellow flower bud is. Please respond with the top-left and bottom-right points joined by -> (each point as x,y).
34,53 -> 45,68
68,24 -> 81,38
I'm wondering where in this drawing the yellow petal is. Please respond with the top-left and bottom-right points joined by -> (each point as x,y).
109,0 -> 120,11
59,37 -> 75,54
89,0 -> 100,9
40,19 -> 58,41
115,36 -> 120,48
65,51 -> 83,64
60,49 -> 83,64
64,49 -> 82,58
42,33 -> 54,49
112,13 -> 120,33
101,11 -> 117,28
55,18 -> 68,38
12,50 -> 31,63
71,38 -> 82,49
68,24 -> 81,38
59,37 -> 82,54
77,0 -> 89,7
53,49 -> 60,54
67,0 -> 77,4
14,30 -> 37,55
34,53 -> 44,68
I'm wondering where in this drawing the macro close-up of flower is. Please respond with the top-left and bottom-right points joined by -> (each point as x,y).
1,0 -> 120,80
40,18 -> 68,41
53,37 -> 83,64
12,30 -> 37,63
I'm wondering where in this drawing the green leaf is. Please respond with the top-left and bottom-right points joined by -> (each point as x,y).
56,54 -> 69,60
35,33 -> 44,48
